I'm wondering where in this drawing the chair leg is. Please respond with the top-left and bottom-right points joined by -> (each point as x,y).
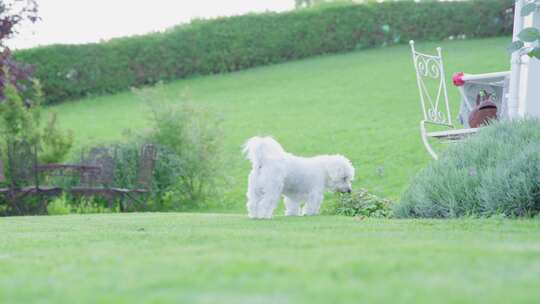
420,121 -> 438,160
124,191 -> 146,212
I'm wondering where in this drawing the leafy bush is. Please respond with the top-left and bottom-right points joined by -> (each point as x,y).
0,80 -> 72,163
14,0 -> 513,104
136,86 -> 225,209
47,194 -> 71,215
72,196 -> 115,214
76,86 -> 225,211
0,80 -> 41,145
0,80 -> 71,214
394,119 -> 540,218
332,188 -> 392,218
39,113 -> 74,163
46,193 -> 118,215
0,82 -> 71,216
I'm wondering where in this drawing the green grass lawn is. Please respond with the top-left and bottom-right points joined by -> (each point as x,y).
8,37 -> 537,303
1,214 -> 539,303
47,37 -> 511,210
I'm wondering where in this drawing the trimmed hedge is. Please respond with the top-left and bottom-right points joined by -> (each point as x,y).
15,0 -> 514,104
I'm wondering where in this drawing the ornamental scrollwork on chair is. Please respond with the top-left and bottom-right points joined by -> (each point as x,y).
416,55 -> 441,79
427,107 -> 445,124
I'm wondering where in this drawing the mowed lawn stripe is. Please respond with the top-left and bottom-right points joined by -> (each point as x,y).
1,213 -> 539,303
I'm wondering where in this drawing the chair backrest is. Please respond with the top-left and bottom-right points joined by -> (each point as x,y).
7,140 -> 38,188
81,147 -> 115,186
0,157 -> 4,183
409,40 -> 453,127
136,144 -> 157,189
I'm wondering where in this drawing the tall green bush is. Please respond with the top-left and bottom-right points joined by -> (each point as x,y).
134,85 -> 225,209
75,85 -> 225,211
394,119 -> 540,218
0,80 -> 73,164
14,0 -> 513,104
0,80 -> 73,215
0,76 -> 72,162
0,80 -> 41,145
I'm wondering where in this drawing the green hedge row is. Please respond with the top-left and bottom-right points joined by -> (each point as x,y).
15,0 -> 514,104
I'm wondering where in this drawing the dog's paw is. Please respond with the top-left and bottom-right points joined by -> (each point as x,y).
285,211 -> 301,216
248,214 -> 273,220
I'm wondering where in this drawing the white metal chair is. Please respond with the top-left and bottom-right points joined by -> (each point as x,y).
409,40 -> 478,160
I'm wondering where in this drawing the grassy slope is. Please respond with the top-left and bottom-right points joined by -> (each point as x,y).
47,37 -> 511,209
1,214 -> 539,303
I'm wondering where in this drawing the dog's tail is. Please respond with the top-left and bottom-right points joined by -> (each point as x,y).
242,136 -> 286,168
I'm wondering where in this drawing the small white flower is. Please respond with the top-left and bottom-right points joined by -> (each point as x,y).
66,68 -> 78,80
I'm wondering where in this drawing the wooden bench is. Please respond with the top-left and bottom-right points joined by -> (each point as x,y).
69,144 -> 157,211
0,141 -> 157,214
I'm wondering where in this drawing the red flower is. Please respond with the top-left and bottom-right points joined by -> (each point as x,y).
452,72 -> 465,87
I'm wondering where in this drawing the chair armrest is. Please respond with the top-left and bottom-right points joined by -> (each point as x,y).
36,164 -> 101,176
461,71 -> 510,83
0,159 -> 5,183
422,120 -> 454,129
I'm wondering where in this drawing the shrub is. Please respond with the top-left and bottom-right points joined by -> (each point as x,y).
332,188 -> 392,218
134,85 -> 225,209
0,79 -> 41,145
394,119 -> 540,218
72,196 -> 115,214
47,192 -> 118,215
76,86 -> 225,211
14,0 -> 513,104
0,80 -> 71,214
0,79 -> 72,164
47,194 -> 71,215
39,113 -> 74,163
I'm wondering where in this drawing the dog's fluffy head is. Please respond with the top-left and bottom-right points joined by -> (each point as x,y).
324,155 -> 355,193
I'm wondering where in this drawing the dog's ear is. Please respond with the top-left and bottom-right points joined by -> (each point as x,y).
344,157 -> 355,181
324,157 -> 344,183
326,155 -> 355,182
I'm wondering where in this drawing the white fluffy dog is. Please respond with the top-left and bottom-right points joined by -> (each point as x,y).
243,136 -> 355,219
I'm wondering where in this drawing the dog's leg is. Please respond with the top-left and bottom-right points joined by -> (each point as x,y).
256,181 -> 283,219
284,196 -> 301,216
246,170 -> 263,218
246,193 -> 261,219
258,192 -> 282,219
303,192 -> 323,216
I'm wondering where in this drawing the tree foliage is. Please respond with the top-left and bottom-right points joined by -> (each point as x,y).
0,75 -> 40,144
0,76 -> 73,164
0,0 -> 39,102
0,2 -> 72,164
